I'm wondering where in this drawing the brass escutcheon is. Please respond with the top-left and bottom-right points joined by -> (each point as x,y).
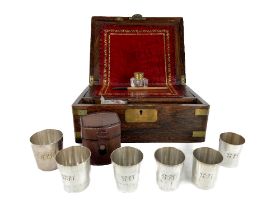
125,109 -> 158,123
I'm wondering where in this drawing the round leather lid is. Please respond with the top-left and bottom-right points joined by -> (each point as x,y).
81,112 -> 120,128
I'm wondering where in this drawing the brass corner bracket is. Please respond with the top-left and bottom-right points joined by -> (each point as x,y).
195,109 -> 209,116
73,109 -> 88,116
192,131 -> 206,138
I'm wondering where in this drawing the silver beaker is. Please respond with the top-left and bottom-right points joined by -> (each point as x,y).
55,146 -> 91,193
192,147 -> 223,190
30,129 -> 63,171
154,147 -> 185,191
219,132 -> 245,167
110,146 -> 143,192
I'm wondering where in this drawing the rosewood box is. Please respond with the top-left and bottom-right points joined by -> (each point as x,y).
72,15 -> 209,143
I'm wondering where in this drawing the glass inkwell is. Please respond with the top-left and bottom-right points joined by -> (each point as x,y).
130,72 -> 148,87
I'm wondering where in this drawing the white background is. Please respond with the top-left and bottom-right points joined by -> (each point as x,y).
0,0 -> 279,209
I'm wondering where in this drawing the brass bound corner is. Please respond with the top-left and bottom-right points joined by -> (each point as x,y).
192,131 -> 206,138
73,109 -> 88,116
195,109 -> 209,116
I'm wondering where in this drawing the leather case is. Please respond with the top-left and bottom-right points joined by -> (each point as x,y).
81,112 -> 121,165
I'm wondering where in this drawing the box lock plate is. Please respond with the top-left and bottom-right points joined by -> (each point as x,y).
125,109 -> 158,123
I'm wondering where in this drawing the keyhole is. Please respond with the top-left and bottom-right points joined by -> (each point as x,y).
139,110 -> 143,115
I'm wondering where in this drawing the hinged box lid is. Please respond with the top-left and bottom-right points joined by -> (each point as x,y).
89,15 -> 186,97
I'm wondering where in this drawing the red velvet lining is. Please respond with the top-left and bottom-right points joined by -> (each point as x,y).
98,25 -> 178,96
110,34 -> 166,85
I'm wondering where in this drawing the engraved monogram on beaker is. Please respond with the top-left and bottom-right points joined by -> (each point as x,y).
226,152 -> 239,159
200,172 -> 213,179
38,152 -> 56,160
161,174 -> 176,181
121,175 -> 135,182
62,175 -> 75,182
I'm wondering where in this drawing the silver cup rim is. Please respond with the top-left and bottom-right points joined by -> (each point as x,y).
30,129 -> 63,146
154,147 -> 185,166
193,147 -> 223,165
55,146 -> 91,167
220,132 -> 245,145
110,146 -> 143,167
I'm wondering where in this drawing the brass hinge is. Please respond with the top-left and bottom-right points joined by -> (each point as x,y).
115,17 -> 124,21
195,109 -> 209,116
75,132 -> 81,138
89,75 -> 94,86
73,109 -> 87,116
181,75 -> 186,85
192,131 -> 206,138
